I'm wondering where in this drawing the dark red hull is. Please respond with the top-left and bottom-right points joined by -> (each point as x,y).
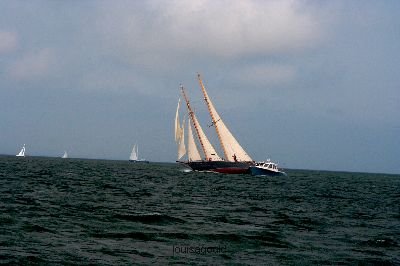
178,160 -> 254,174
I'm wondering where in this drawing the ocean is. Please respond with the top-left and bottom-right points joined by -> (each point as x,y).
0,156 -> 398,265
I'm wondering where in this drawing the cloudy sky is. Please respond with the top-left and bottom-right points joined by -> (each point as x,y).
1,1 -> 399,174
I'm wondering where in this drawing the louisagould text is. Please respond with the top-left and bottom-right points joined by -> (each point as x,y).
172,245 -> 227,256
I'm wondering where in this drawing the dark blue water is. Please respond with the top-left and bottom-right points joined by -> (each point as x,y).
0,156 -> 398,265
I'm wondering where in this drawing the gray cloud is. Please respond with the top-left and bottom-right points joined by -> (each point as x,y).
93,0 -> 322,66
8,48 -> 56,81
0,30 -> 17,54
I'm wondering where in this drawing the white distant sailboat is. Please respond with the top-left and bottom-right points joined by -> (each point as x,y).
129,144 -> 149,163
16,144 -> 26,157
62,151 -> 68,159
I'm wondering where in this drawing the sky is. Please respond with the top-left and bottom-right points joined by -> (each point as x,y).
0,0 -> 399,174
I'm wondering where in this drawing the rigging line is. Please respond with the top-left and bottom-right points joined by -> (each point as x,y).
208,118 -> 221,127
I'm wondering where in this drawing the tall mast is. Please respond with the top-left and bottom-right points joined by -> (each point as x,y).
197,74 -> 252,162
197,73 -> 228,160
181,85 -> 208,159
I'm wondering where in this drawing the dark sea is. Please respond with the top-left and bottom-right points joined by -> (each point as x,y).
0,156 -> 398,265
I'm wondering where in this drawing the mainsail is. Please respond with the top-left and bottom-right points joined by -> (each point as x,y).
197,74 -> 252,162
187,116 -> 202,161
190,112 -> 221,161
62,151 -> 68,159
181,86 -> 221,161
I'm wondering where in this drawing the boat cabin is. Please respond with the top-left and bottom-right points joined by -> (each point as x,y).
255,161 -> 278,171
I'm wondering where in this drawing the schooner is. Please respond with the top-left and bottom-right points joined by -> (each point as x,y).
175,74 -> 254,174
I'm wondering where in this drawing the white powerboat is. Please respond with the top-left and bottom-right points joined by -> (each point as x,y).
249,159 -> 286,176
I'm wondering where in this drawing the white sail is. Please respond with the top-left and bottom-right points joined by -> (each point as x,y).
175,98 -> 182,143
130,144 -> 138,161
187,116 -> 202,161
191,112 -> 221,161
181,86 -> 221,161
16,144 -> 25,157
198,74 -> 252,162
129,143 -> 149,162
177,118 -> 186,160
62,151 -> 68,159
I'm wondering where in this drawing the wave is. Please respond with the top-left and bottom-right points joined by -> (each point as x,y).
92,231 -> 191,242
22,224 -> 54,233
93,231 -> 153,241
272,213 -> 324,230
113,213 -> 186,225
314,193 -> 350,199
188,232 -> 294,248
360,237 -> 398,248
0,214 -> 14,224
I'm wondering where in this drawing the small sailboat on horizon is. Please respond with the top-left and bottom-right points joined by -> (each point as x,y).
129,144 -> 149,163
62,151 -> 68,159
16,144 -> 26,157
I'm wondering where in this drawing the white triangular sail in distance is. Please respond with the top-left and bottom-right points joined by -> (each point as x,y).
187,116 -> 202,161
16,144 -> 25,157
177,118 -> 186,160
62,151 -> 68,159
197,74 -> 252,162
130,144 -> 138,161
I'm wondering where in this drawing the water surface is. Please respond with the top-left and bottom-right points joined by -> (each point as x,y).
0,156 -> 398,265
